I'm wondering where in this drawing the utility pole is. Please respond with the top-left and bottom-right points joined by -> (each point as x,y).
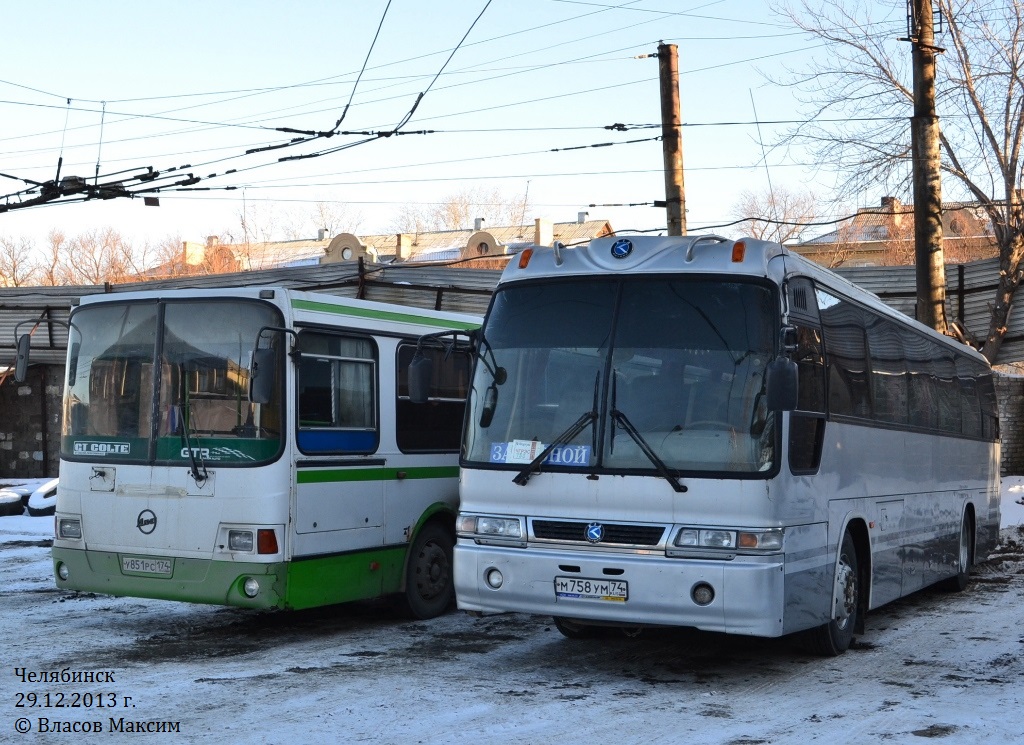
658,43 -> 686,236
908,0 -> 947,333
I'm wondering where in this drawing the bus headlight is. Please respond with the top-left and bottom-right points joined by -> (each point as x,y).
56,562 -> 70,581
57,518 -> 82,540
242,578 -> 260,598
228,530 -> 254,552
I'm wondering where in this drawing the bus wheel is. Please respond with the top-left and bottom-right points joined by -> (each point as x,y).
940,512 -> 973,592
402,523 -> 454,620
553,617 -> 604,639
802,530 -> 859,657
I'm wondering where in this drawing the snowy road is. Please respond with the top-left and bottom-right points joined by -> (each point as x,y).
2,515 -> 1023,744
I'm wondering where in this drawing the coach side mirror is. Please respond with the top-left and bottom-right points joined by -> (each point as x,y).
766,357 -> 798,412
67,341 -> 80,387
407,350 -> 433,404
249,347 -> 277,405
14,334 -> 31,382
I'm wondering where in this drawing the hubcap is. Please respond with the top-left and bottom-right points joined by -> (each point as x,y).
834,557 -> 856,629
415,541 -> 448,600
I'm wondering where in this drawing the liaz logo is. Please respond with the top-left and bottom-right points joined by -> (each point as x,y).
73,441 -> 130,456
136,509 -> 157,535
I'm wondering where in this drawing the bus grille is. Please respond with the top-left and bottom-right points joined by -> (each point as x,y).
531,520 -> 665,546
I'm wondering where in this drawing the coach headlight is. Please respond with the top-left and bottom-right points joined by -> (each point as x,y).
456,514 -> 526,547
674,527 -> 783,552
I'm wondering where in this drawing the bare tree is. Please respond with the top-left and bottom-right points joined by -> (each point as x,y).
0,235 -> 37,287
731,187 -> 820,243
63,228 -> 138,285
307,201 -> 363,238
771,0 -> 1024,361
389,187 -> 532,233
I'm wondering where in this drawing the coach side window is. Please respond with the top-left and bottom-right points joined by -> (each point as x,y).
818,291 -> 871,420
786,278 -> 827,473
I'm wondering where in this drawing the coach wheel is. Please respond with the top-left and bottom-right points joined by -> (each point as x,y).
402,522 -> 454,620
940,512 -> 973,592
802,530 -> 859,657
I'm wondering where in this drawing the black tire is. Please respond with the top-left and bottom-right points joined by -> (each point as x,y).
401,522 -> 454,620
27,504 -> 55,517
801,530 -> 859,656
552,617 -> 606,639
939,512 -> 973,592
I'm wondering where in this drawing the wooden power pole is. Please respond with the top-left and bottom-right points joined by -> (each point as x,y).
909,0 -> 948,333
658,43 -> 686,236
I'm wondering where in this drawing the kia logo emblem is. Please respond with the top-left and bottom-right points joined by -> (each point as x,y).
586,522 -> 604,543
136,509 -> 157,535
610,238 -> 633,259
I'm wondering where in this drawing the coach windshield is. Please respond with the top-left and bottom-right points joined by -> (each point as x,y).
462,277 -> 778,476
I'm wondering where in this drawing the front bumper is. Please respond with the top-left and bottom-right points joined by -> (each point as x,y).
454,541 -> 786,637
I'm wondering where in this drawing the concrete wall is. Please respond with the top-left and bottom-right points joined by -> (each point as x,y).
0,366 -> 62,479
995,373 -> 1024,476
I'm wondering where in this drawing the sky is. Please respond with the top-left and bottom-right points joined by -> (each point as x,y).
0,0 -> 914,252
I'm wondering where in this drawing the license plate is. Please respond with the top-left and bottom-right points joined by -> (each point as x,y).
554,576 -> 628,602
121,556 -> 173,576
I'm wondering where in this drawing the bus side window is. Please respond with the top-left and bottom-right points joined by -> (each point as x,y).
396,342 -> 472,452
790,324 -> 826,474
296,332 -> 378,454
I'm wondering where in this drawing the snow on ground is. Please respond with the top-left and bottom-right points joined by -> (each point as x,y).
0,482 -> 1022,744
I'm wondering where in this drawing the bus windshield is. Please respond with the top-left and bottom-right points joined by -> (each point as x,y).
464,277 -> 777,475
62,299 -> 283,465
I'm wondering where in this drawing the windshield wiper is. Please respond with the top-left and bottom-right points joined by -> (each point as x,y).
512,410 -> 596,486
610,409 -> 687,493
178,365 -> 209,485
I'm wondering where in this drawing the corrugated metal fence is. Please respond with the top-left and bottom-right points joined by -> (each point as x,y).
1,255 -> 1021,368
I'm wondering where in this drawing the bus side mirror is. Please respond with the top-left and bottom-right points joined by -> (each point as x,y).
249,348 -> 277,405
407,351 -> 433,404
14,334 -> 31,382
766,357 -> 798,412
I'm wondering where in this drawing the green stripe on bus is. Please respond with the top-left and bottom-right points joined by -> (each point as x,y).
296,465 -> 459,484
291,299 -> 479,330
284,546 -> 406,610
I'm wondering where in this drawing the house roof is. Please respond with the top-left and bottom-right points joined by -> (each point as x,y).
800,199 -> 992,246
192,219 -> 615,271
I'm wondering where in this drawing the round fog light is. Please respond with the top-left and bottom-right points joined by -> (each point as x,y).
242,577 -> 260,598
691,582 -> 715,606
484,568 -> 503,589
56,562 -> 69,581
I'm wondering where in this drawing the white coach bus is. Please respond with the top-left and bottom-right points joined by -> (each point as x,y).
443,235 -> 1000,654
24,287 -> 477,617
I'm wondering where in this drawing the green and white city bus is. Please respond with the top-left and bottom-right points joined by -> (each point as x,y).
41,287 -> 477,616
444,235 -> 1000,654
